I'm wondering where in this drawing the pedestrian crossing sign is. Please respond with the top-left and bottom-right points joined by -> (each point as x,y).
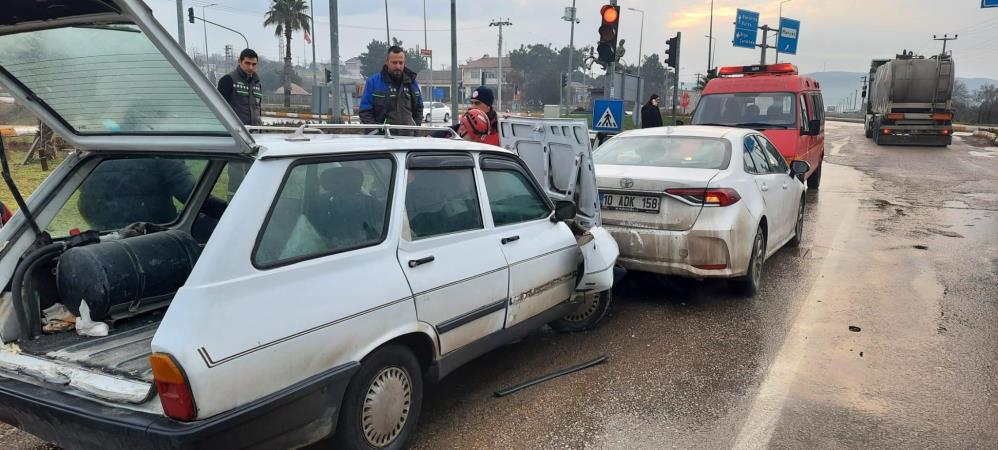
592,98 -> 624,133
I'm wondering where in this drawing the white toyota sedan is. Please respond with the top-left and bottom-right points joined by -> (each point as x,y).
594,126 -> 810,295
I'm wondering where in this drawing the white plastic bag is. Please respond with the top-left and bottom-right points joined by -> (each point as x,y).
75,301 -> 109,337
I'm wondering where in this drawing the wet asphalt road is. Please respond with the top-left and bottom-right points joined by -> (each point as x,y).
2,122 -> 996,449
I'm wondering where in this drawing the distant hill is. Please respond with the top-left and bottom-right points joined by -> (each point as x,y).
803,71 -> 997,110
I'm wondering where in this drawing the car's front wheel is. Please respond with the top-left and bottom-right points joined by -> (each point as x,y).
807,161 -> 822,189
549,290 -> 612,332
443,113 -> 450,123
334,345 -> 422,450
425,114 -> 432,123
732,226 -> 766,296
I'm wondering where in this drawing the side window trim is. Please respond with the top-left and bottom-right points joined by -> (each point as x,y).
251,153 -> 397,270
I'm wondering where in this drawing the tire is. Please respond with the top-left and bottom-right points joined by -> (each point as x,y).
865,124 -> 873,138
732,226 -> 766,297
333,345 -> 423,450
549,290 -> 612,332
425,114 -> 432,123
806,160 -> 822,189
788,195 -> 805,247
872,119 -> 884,146
443,113 -> 450,123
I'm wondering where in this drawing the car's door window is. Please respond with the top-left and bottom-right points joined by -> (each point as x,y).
46,157 -> 210,235
482,162 -> 551,227
800,94 -> 810,132
254,157 -> 394,267
755,136 -> 790,174
404,161 -> 483,240
744,136 -> 771,175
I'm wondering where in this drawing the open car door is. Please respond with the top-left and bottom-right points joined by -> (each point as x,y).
0,0 -> 255,154
499,117 -> 618,292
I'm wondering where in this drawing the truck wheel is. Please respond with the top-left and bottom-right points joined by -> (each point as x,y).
549,290 -> 612,332
865,124 -> 873,138
873,120 -> 884,146
732,226 -> 766,297
334,345 -> 423,450
806,161 -> 822,189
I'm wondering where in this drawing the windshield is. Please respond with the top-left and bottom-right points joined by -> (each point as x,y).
0,25 -> 228,135
594,136 -> 731,170
692,92 -> 797,129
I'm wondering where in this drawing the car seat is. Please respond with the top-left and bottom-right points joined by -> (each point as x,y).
317,166 -> 384,245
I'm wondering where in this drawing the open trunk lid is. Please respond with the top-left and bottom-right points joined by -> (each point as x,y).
499,117 -> 618,292
0,0 -> 255,154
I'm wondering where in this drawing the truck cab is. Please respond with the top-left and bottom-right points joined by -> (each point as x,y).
692,63 -> 825,189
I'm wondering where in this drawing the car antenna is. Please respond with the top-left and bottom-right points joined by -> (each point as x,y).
0,134 -> 47,242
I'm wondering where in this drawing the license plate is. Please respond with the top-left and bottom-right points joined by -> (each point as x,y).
599,192 -> 661,213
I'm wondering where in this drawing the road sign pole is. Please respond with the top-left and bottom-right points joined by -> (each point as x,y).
759,26 -> 769,64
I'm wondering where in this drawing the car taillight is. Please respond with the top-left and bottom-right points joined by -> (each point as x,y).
666,188 -> 741,206
882,128 -> 892,134
941,129 -> 951,135
150,353 -> 197,421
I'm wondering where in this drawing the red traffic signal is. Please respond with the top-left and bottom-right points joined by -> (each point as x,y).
597,5 -> 621,65
601,5 -> 619,24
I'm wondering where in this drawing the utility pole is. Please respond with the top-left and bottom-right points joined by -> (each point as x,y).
707,0 -> 713,72
176,0 -> 185,50
384,0 -> 391,44
310,0 -> 317,87
202,3 -> 216,74
628,7 -> 645,126
489,18 -> 513,112
450,0 -> 458,125
563,1 -> 578,112
933,33 -> 958,55
758,24 -> 776,65
329,0 -> 341,123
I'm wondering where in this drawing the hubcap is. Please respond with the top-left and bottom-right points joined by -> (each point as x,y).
752,232 -> 764,286
564,292 -> 601,322
362,366 -> 412,447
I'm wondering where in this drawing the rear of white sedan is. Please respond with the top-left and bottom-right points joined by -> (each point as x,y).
594,126 -> 808,295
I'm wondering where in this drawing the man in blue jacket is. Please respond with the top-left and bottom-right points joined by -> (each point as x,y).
359,46 -> 423,126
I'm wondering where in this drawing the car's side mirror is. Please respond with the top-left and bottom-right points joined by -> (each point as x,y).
790,160 -> 811,178
553,200 -> 577,222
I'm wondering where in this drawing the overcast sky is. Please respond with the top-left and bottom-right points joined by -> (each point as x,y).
149,0 -> 998,82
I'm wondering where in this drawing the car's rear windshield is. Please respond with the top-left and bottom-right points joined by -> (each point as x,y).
594,136 -> 731,170
692,92 -> 797,129
0,24 -> 228,135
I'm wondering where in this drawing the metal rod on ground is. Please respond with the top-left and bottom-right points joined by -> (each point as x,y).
493,355 -> 609,397
329,0 -> 341,123
450,0 -> 458,126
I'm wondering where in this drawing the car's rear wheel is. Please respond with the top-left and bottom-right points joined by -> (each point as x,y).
732,226 -> 766,297
549,290 -> 612,332
443,113 -> 450,123
334,345 -> 422,450
788,196 -> 805,247
425,114 -> 432,123
807,160 -> 822,189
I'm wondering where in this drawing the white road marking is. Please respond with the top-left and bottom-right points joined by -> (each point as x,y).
731,196 -> 860,450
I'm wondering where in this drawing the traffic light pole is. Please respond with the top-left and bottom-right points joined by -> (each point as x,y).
176,0 -> 185,49
329,0 -> 341,123
672,33 -> 680,124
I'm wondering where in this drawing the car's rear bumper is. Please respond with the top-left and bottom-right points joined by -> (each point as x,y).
605,206 -> 755,278
0,362 -> 359,450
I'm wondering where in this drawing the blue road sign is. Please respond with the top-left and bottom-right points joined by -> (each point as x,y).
984,0 -> 998,7
592,98 -> 624,133
733,9 -> 759,49
777,17 -> 801,55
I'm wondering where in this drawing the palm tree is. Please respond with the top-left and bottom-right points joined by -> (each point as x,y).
264,0 -> 311,108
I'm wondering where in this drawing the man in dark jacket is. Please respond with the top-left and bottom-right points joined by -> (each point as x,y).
359,46 -> 423,126
77,158 -> 197,230
217,48 -> 263,126
641,94 -> 664,128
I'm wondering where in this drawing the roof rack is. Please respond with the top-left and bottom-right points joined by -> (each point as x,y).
286,123 -> 460,141
245,125 -> 322,134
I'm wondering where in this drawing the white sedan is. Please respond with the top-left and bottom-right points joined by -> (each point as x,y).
594,126 -> 810,295
423,101 -> 452,124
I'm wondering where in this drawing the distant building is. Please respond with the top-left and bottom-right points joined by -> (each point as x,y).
460,56 -> 513,107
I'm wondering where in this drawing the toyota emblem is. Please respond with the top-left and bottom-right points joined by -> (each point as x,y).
619,178 -> 634,189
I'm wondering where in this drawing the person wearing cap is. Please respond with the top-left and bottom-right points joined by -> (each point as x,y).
641,94 -> 664,128
467,86 -> 500,145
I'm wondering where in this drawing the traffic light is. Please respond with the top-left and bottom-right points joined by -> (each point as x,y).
187,7 -> 195,24
664,33 -> 681,69
596,4 -> 620,66
324,68 -> 332,84
561,72 -> 568,88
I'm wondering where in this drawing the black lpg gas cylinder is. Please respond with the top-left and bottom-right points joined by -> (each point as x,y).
57,230 -> 201,321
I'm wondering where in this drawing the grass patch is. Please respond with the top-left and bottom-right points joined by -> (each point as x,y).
1,150 -> 67,212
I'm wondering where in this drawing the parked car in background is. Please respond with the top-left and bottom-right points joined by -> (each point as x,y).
0,2 -> 618,448
692,63 -> 825,189
594,126 -> 810,295
424,101 -> 451,124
